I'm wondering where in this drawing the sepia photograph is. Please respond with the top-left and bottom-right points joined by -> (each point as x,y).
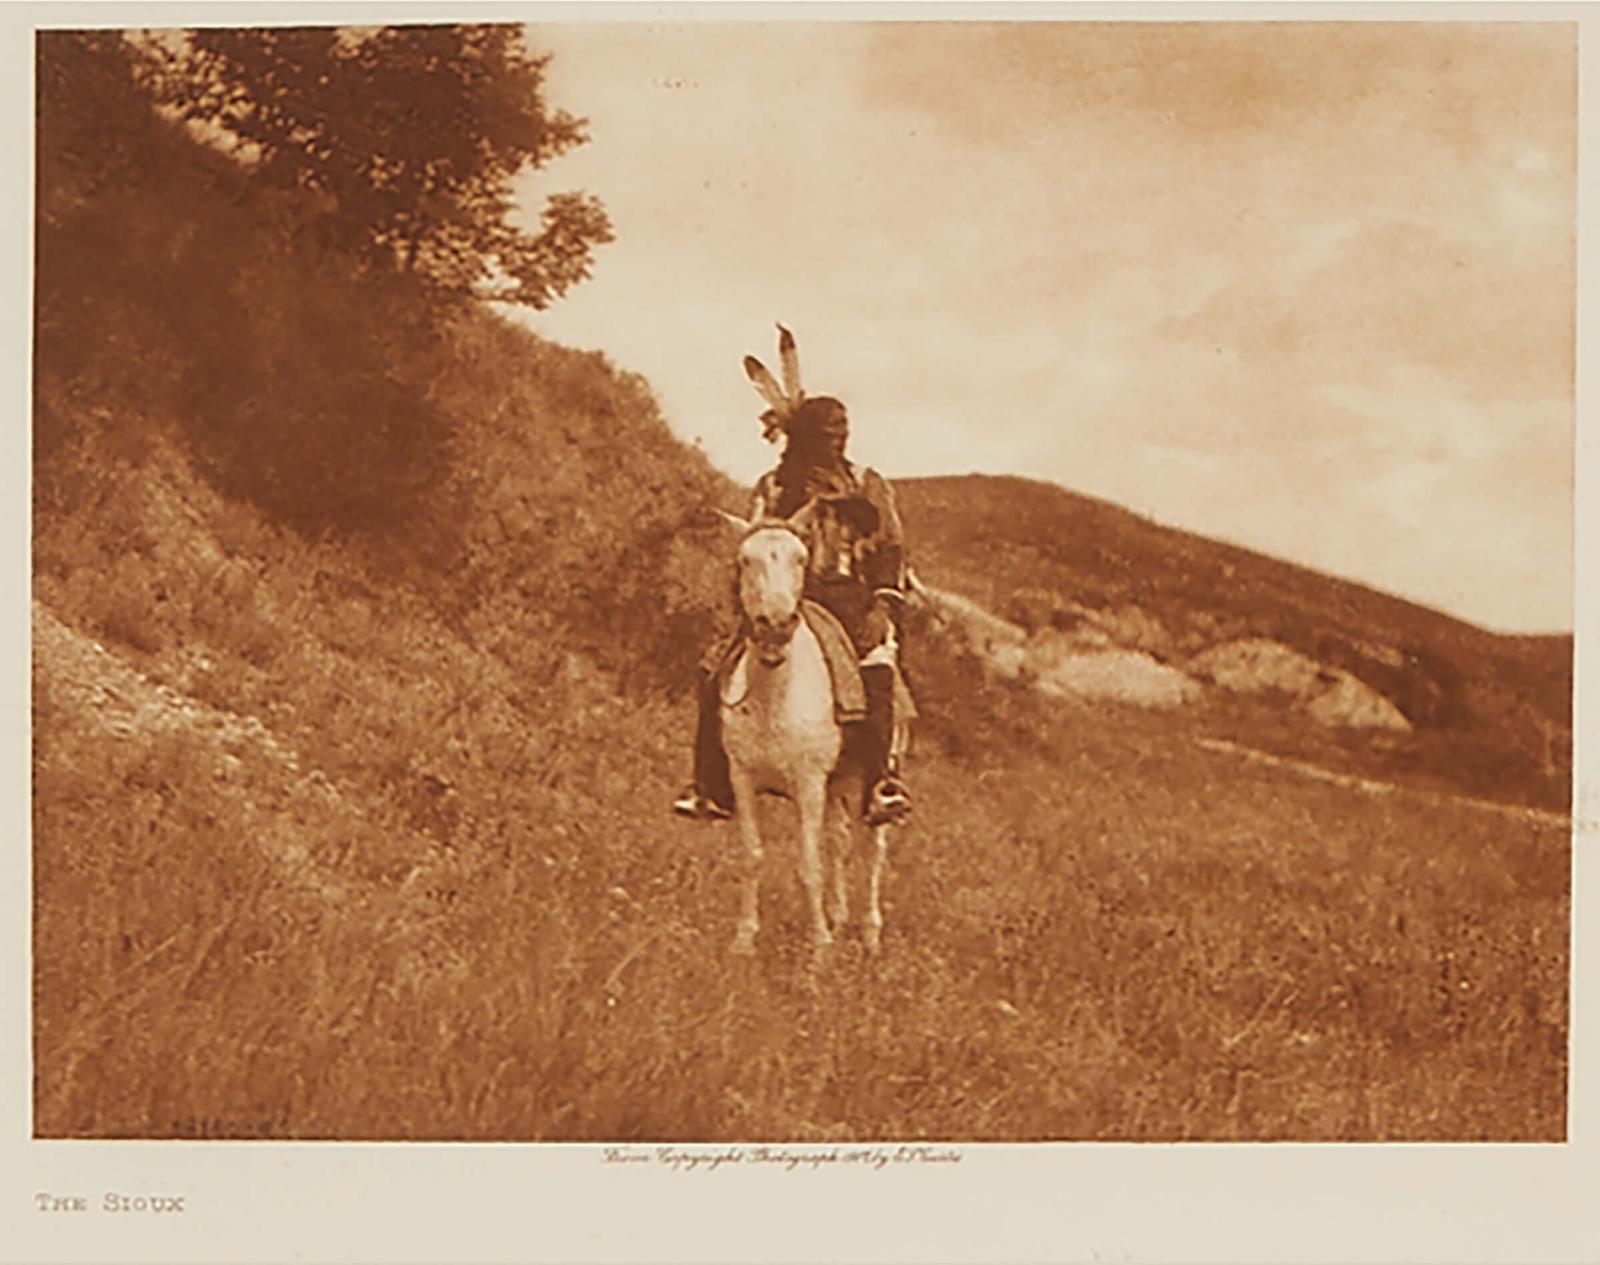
15,3 -> 1596,1260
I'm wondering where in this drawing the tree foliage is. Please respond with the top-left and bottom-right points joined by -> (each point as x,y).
37,31 -> 160,228
152,24 -> 612,308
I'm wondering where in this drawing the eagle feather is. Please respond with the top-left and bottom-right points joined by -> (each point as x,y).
744,355 -> 788,414
776,324 -> 803,405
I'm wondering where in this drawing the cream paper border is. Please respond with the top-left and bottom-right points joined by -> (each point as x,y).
3,3 -> 1594,1262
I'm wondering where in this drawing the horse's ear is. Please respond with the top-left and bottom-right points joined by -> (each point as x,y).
715,508 -> 753,535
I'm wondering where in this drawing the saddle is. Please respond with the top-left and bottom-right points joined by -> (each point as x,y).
716,604 -> 864,722
801,601 -> 870,720
714,601 -> 881,723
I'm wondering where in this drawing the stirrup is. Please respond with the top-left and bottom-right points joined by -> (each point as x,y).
673,786 -> 733,821
865,777 -> 912,827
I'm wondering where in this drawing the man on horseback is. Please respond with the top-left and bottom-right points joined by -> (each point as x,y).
673,328 -> 914,828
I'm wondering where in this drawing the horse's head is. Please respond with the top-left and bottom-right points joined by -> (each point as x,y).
721,505 -> 817,666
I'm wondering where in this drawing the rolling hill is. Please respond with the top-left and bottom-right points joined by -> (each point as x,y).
898,475 -> 1572,814
31,32 -> 1570,1142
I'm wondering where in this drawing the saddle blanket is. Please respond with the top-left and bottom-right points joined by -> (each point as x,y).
713,602 -> 918,724
715,601 -> 867,723
801,600 -> 869,720
723,601 -> 870,722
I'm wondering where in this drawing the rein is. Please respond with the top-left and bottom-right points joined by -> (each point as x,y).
733,517 -> 814,681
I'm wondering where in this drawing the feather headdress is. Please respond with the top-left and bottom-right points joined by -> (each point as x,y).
744,324 -> 805,443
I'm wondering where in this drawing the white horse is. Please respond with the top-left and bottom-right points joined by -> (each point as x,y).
717,506 -> 902,961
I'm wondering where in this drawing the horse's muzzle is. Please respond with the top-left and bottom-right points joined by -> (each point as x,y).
752,612 -> 800,665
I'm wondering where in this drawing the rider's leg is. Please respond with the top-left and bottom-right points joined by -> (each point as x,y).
859,661 -> 911,825
673,657 -> 736,821
808,584 -> 911,826
693,669 -> 734,811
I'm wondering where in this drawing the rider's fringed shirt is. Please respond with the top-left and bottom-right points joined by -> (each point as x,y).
750,461 -> 908,599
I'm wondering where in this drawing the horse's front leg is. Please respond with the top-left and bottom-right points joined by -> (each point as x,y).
864,715 -> 908,955
795,774 -> 833,960
825,783 -> 851,934
864,823 -> 889,955
728,767 -> 762,956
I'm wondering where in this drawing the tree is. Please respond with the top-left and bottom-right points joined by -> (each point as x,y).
151,24 -> 612,308
37,31 -> 160,228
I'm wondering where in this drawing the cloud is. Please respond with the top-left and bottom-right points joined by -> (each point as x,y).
863,22 -> 1574,151
525,21 -> 1574,630
1159,218 -> 1571,404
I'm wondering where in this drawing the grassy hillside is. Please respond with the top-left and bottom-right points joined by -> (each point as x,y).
900,475 -> 1573,812
32,32 -> 1569,1141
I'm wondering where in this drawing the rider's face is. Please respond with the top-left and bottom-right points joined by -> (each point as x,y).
820,417 -> 849,462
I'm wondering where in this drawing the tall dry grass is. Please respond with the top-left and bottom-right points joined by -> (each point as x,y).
34,598 -> 1569,1139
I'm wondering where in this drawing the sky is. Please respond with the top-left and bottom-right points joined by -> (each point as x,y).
517,20 -> 1575,633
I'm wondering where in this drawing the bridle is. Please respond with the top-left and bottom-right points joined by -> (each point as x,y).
739,519 -> 811,667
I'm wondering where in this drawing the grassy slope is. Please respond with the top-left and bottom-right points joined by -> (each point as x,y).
32,42 -> 1569,1141
899,475 -> 1574,812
